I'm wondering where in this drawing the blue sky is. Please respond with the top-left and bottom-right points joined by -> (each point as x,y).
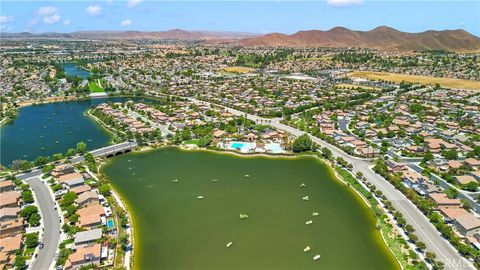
1,1 -> 479,36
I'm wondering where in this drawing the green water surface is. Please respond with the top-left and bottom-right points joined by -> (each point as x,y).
102,148 -> 399,270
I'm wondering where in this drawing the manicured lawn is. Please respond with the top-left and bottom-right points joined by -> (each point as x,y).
88,81 -> 105,93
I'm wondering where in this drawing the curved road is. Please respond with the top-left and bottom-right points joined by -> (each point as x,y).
25,176 -> 60,270
188,97 -> 474,270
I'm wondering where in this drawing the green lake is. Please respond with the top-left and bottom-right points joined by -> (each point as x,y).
102,147 -> 399,270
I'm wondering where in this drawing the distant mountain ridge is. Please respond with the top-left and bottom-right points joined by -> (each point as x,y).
3,26 -> 480,52
1,29 -> 258,40
238,26 -> 480,52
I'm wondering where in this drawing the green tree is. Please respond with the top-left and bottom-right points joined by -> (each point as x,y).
34,156 -> 50,166
445,187 -> 458,199
24,233 -> 38,248
66,148 -> 76,157
422,151 -> 433,163
14,255 -> 26,269
20,205 -> 38,220
76,141 -> 87,154
292,134 -> 313,153
98,184 -> 111,196
441,149 -> 458,160
321,147 -> 332,160
120,232 -> 130,250
61,191 -> 78,208
21,190 -> 34,204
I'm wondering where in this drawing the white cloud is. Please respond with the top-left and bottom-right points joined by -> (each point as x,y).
43,13 -> 60,24
127,0 -> 143,8
37,6 -> 58,16
327,0 -> 363,7
63,19 -> 71,26
0,15 -> 14,24
86,5 -> 102,16
121,19 -> 133,26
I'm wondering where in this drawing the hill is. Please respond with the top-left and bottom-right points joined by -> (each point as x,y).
238,26 -> 480,52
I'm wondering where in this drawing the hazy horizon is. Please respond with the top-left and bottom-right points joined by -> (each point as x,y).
1,1 -> 479,36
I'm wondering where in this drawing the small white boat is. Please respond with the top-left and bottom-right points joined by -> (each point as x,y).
313,255 -> 321,261
300,183 -> 306,187
197,196 -> 204,199
306,220 -> 313,225
312,212 -> 319,217
240,214 -> 249,219
302,196 -> 310,201
303,246 -> 311,252
211,179 -> 219,182
171,179 -> 179,183
244,174 -> 250,178
226,242 -> 233,248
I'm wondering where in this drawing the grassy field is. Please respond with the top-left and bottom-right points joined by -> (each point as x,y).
220,66 -> 256,74
335,83 -> 382,91
349,71 -> 480,91
88,81 -> 105,93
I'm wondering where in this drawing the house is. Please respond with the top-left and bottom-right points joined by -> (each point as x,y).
455,175 -> 477,186
75,191 -> 100,208
439,207 -> 469,223
69,185 -> 92,195
454,213 -> 480,237
401,170 -> 427,188
52,164 -> 75,178
74,228 -> 103,246
465,158 -> 480,169
385,160 -> 406,173
77,204 -> 106,229
0,181 -> 14,193
0,219 -> 25,238
0,234 -> 22,254
428,193 -> 462,209
0,191 -> 20,209
0,207 -> 20,222
0,234 -> 22,269
213,130 -> 227,139
58,173 -> 85,188
64,243 -> 102,270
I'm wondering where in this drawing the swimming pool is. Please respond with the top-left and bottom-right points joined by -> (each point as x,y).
265,143 -> 285,154
107,218 -> 115,229
227,141 -> 256,153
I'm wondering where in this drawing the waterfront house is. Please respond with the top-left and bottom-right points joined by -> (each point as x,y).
75,191 -> 100,208
64,243 -> 102,270
77,204 -> 106,229
74,229 -> 103,246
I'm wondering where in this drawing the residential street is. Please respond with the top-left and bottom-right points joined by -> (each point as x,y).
24,176 -> 61,270
188,97 -> 474,270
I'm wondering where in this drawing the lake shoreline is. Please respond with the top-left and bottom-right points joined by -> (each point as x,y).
100,145 -> 401,270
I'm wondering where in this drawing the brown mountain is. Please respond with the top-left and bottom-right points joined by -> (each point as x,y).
239,26 -> 480,52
